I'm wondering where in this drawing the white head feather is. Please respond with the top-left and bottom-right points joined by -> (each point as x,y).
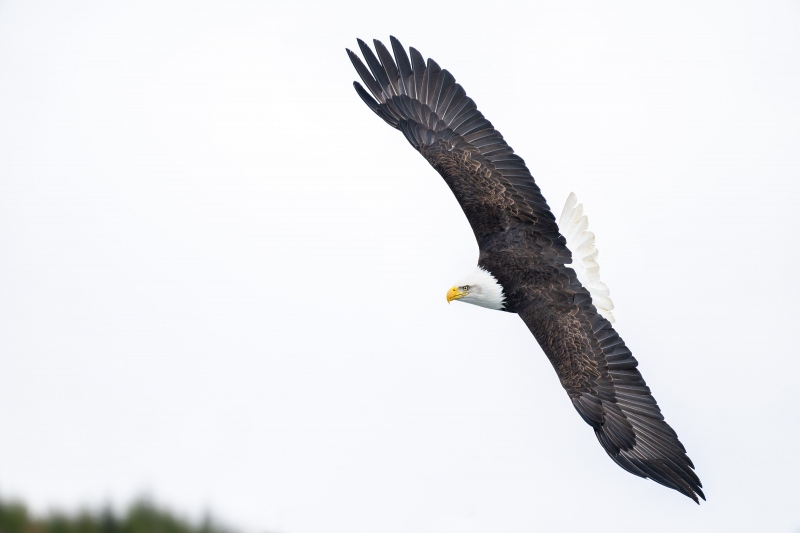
451,266 -> 506,310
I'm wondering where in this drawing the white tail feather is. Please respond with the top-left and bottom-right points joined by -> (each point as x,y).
559,193 -> 616,323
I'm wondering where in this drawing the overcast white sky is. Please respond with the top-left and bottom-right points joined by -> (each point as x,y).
1,1 -> 799,532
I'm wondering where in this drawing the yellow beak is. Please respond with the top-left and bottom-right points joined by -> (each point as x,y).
446,286 -> 467,304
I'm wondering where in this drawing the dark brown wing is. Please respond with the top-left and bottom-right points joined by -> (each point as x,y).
347,37 -> 569,263
518,266 -> 705,503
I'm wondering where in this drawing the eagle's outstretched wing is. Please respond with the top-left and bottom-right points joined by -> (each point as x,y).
348,37 -> 703,503
347,37 -> 569,264
518,269 -> 704,502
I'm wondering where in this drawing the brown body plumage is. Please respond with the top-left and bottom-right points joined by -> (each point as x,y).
347,36 -> 704,503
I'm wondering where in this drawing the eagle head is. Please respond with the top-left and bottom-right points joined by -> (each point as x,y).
446,267 -> 506,310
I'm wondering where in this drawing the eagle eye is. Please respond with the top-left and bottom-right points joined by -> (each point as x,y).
462,285 -> 470,291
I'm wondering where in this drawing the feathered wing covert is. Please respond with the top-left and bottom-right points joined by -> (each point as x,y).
347,37 -> 704,503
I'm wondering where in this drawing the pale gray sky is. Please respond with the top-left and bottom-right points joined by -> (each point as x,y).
1,1 -> 799,532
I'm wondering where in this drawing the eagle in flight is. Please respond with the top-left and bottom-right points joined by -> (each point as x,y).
347,37 -> 704,503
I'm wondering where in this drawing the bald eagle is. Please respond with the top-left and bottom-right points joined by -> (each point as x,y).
347,37 -> 704,503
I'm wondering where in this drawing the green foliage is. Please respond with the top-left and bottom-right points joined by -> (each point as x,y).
0,498 -> 238,533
